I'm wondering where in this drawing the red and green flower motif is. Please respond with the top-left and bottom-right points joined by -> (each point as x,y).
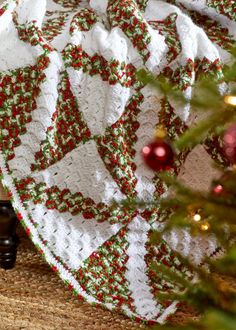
62,44 -> 139,88
145,234 -> 193,310
96,92 -> 144,198
76,227 -> 135,309
204,133 -> 231,168
0,63 -> 46,160
16,21 -> 54,53
0,3 -> 7,16
162,59 -> 195,91
151,98 -> 189,201
184,8 -> 235,51
43,12 -> 69,42
136,0 -> 149,12
158,98 -> 188,142
70,9 -> 98,34
149,13 -> 181,64
163,57 -> 223,91
53,0 -> 81,9
195,57 -> 223,81
31,71 -> 91,171
107,0 -> 151,63
207,0 -> 236,21
15,177 -> 137,225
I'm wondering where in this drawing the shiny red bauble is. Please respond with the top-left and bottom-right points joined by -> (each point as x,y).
142,139 -> 175,171
211,170 -> 236,197
212,183 -> 224,196
223,124 -> 236,164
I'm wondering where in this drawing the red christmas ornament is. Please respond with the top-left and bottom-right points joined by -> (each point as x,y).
223,124 -> 236,164
211,170 -> 236,197
212,183 -> 224,196
142,139 -> 175,171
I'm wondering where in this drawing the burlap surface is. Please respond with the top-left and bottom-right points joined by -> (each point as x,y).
0,226 -> 139,330
0,226 -> 198,330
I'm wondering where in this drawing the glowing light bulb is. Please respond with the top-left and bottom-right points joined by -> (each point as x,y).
224,95 -> 236,106
200,223 -> 210,231
213,184 -> 223,195
193,213 -> 201,222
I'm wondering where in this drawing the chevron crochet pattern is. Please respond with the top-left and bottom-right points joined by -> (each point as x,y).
0,0 -> 235,324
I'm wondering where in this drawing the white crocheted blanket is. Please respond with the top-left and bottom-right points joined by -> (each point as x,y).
0,0 -> 235,324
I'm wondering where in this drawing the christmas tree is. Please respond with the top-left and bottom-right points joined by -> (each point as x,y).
130,48 -> 236,329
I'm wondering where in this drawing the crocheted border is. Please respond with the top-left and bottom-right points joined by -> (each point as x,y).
0,152 -> 178,325
1,0 -> 234,324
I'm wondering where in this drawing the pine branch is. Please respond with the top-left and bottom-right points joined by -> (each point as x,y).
174,110 -> 236,151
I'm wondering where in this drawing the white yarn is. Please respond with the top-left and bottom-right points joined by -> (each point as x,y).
0,0 -> 235,324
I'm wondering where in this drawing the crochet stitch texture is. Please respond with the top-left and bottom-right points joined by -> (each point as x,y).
0,0 -> 235,324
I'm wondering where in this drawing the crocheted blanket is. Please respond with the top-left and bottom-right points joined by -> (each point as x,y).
0,0 -> 235,324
